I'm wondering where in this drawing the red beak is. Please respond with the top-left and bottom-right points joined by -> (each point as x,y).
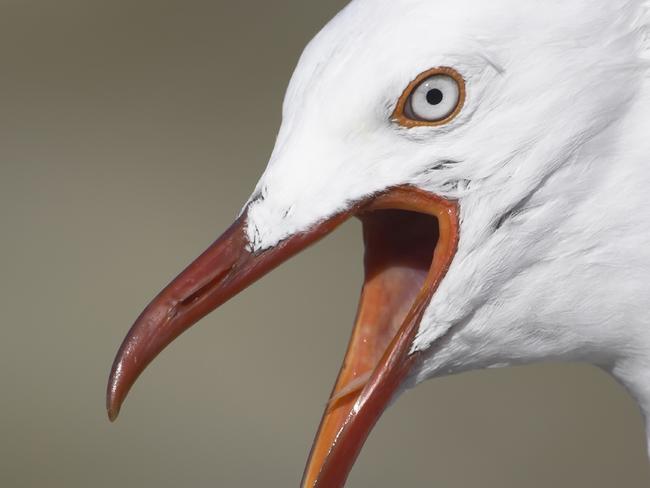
107,186 -> 459,487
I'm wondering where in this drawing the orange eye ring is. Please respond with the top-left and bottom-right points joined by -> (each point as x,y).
392,67 -> 466,128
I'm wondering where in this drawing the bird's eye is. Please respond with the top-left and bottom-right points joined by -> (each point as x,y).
393,67 -> 465,128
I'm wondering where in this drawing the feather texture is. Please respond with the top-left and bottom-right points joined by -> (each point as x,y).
242,0 -> 650,448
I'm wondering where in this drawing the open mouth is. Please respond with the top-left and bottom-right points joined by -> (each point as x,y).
328,207 -> 438,408
301,190 -> 458,486
107,186 -> 458,488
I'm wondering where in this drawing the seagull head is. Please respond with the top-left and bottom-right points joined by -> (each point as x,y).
107,0 -> 650,486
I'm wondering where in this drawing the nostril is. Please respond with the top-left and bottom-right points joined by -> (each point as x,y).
178,264 -> 235,309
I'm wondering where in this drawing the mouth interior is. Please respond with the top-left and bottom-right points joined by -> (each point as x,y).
303,207 -> 438,484
333,208 -> 438,404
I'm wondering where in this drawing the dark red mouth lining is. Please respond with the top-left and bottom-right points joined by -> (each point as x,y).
361,208 -> 438,287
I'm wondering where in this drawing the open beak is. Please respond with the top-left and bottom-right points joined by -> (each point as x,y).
107,185 -> 459,487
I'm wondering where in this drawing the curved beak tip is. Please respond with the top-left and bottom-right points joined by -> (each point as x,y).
107,406 -> 119,423
106,359 -> 128,423
106,382 -> 121,422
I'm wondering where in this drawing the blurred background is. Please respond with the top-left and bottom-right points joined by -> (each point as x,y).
1,1 -> 649,487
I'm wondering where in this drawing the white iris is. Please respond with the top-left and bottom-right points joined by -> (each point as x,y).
408,74 -> 460,122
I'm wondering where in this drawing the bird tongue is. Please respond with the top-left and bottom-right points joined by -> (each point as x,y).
106,186 -> 458,488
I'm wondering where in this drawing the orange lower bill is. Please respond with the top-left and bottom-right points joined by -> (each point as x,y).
107,186 -> 458,488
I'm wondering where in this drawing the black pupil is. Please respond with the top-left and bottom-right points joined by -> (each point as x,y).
426,88 -> 444,105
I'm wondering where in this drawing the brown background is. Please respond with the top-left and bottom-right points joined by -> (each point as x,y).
1,1 -> 649,486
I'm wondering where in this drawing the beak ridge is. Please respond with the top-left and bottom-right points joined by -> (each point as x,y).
107,210 -> 348,421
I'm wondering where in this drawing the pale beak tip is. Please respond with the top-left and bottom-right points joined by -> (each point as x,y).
106,368 -> 124,422
107,406 -> 119,423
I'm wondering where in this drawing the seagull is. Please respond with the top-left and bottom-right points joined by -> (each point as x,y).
106,0 -> 650,486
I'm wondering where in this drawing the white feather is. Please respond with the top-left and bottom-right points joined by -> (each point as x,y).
242,0 -> 650,448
